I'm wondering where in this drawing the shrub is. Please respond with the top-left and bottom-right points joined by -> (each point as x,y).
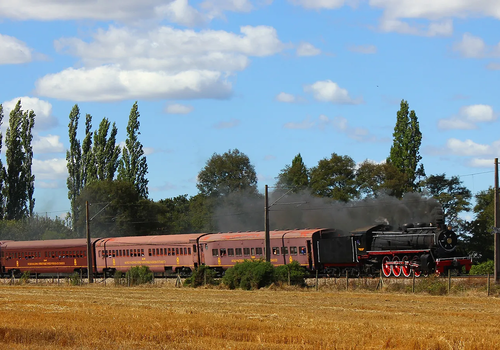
275,261 -> 306,286
222,260 -> 275,290
469,260 -> 494,275
69,272 -> 82,286
184,265 -> 217,287
20,271 -> 30,284
125,266 -> 153,286
114,270 -> 125,286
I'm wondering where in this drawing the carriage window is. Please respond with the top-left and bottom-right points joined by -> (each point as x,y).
168,248 -> 171,256
272,247 -> 280,255
235,248 -> 242,256
193,245 -> 197,253
220,248 -> 227,257
228,248 -> 234,256
188,248 -> 191,255
256,247 -> 263,255
281,247 -> 288,255
243,248 -> 250,256
290,247 -> 297,255
160,248 -> 164,255
148,249 -> 152,256
184,247 -> 187,255
299,246 -> 306,255
251,248 -> 255,255
212,249 -> 219,257
141,249 -> 144,256
155,248 -> 159,256
176,248 -> 180,255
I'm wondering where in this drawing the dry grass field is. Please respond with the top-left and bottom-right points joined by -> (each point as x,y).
0,280 -> 499,350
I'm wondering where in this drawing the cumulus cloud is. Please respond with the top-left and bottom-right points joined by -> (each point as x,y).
200,0 -> 253,17
0,33 -> 33,64
2,97 -> 58,131
347,44 -> 377,54
437,104 -> 496,130
304,80 -> 363,104
33,135 -> 65,154
378,18 -> 453,36
487,62 -> 500,70
444,138 -> 500,156
467,158 -> 496,168
35,66 -> 232,102
453,33 -> 500,59
164,103 -> 194,114
157,0 -> 208,26
33,158 -> 68,180
332,116 -> 383,142
275,92 -> 296,103
283,116 -> 316,130
296,42 -> 321,56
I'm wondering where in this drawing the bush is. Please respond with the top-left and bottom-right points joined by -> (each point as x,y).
125,266 -> 154,286
20,271 -> 30,284
275,261 -> 306,286
184,265 -> 217,287
69,272 -> 82,286
114,270 -> 125,286
222,260 -> 275,290
469,260 -> 494,275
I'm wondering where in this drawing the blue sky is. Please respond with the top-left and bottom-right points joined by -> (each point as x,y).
0,0 -> 499,219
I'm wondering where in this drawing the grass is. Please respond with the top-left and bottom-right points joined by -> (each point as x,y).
0,278 -> 499,349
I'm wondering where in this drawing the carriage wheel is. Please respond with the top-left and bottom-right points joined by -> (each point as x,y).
392,256 -> 401,277
412,256 -> 421,278
401,256 -> 411,278
381,256 -> 392,277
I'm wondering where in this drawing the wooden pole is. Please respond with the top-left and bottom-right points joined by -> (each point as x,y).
487,273 -> 491,296
86,201 -> 94,283
265,185 -> 270,263
495,159 -> 500,283
447,269 -> 451,294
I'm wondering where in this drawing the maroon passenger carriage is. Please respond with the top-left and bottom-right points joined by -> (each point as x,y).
0,239 -> 94,276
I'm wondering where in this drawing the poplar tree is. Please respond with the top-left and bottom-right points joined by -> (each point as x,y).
93,117 -> 121,181
5,100 -> 35,220
118,102 -> 149,198
387,99 -> 425,197
276,153 -> 309,192
66,105 -> 82,230
81,113 -> 95,185
0,104 -> 5,219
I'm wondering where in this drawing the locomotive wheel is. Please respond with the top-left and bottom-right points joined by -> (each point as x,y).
392,256 -> 401,277
412,256 -> 421,278
401,256 -> 411,278
381,256 -> 392,277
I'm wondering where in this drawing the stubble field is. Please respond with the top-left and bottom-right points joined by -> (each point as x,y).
0,282 -> 499,350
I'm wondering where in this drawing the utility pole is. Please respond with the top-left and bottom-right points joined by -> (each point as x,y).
495,159 -> 500,283
265,185 -> 270,262
86,201 -> 94,283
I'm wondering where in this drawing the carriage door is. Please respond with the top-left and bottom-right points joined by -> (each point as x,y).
306,240 -> 312,270
192,244 -> 198,268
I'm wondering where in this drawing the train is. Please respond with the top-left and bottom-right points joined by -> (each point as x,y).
0,221 -> 472,278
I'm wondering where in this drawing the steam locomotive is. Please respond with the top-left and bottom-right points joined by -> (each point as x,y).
321,220 -> 471,277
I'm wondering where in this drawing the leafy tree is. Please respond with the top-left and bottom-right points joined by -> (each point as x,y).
93,117 -> 121,181
460,188 -> 494,262
309,153 -> 358,201
158,194 -> 192,233
387,100 -> 425,197
5,100 -> 35,220
423,174 -> 472,228
197,149 -> 258,197
118,102 -> 149,198
66,105 -> 82,231
0,104 -> 5,219
81,113 -> 95,185
276,153 -> 309,192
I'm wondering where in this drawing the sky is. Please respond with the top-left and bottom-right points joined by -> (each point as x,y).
0,0 -> 499,219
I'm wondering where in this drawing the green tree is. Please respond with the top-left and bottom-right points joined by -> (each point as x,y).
197,149 -> 258,197
5,100 -> 35,220
158,194 -> 193,234
387,100 -> 425,197
66,105 -> 82,231
309,153 -> 358,201
424,174 -> 471,228
356,161 -> 411,198
93,118 -> 121,181
276,153 -> 309,192
0,104 -> 5,219
81,113 -> 95,185
118,102 -> 149,198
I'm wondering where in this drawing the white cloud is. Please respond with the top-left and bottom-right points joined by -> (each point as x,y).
0,0 -> 171,21
33,135 -> 65,154
467,158 -> 495,168
453,33 -> 488,58
165,103 -> 194,114
35,66 -> 232,102
284,116 -> 315,130
275,92 -> 296,103
296,42 -> 321,56
33,158 -> 67,180
2,97 -> 58,131
445,138 -> 500,156
378,18 -> 453,37
304,80 -> 363,104
332,116 -> 382,142
289,0 -> 349,10
487,62 -> 500,70
201,0 -> 253,17
0,33 -> 33,64
157,0 -> 208,27
348,44 -> 377,54
437,104 -> 496,130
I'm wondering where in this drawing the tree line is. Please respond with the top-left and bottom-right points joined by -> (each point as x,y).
0,99 -> 494,262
